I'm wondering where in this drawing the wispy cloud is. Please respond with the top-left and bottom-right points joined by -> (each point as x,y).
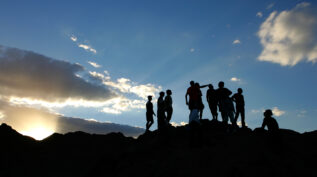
272,107 -> 285,117
70,35 -> 77,42
256,12 -> 263,18
267,3 -> 274,10
190,48 -> 195,52
230,77 -> 241,82
257,3 -> 317,66
69,34 -> 97,54
78,44 -> 97,54
233,39 -> 241,45
88,61 -> 102,68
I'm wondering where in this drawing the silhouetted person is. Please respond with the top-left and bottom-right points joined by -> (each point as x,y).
232,88 -> 245,127
261,109 -> 279,133
216,81 -> 235,125
185,81 -> 199,111
195,83 -> 208,120
165,89 -> 173,124
206,84 -> 218,120
146,96 -> 155,131
157,91 -> 166,130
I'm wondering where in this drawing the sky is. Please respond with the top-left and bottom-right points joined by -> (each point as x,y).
0,0 -> 317,139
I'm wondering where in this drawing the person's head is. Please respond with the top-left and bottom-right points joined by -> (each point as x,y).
190,81 -> 195,86
208,84 -> 214,89
166,89 -> 172,95
159,91 -> 165,97
147,95 -> 152,101
238,88 -> 243,94
264,109 -> 273,118
195,82 -> 200,87
218,81 -> 224,88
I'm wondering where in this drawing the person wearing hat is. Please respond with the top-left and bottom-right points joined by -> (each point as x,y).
146,95 -> 156,131
261,109 -> 279,133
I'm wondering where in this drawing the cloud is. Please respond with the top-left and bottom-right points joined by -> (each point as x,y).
88,71 -> 161,114
90,71 -> 162,100
233,39 -> 241,45
230,77 -> 241,82
56,116 -> 144,137
171,121 -> 188,127
70,35 -> 77,42
190,48 -> 195,52
256,12 -> 263,18
0,102 -> 144,138
272,107 -> 285,117
88,61 -> 102,68
78,44 -> 97,54
267,3 -> 274,10
0,45 -> 115,103
297,110 -> 307,118
69,34 -> 97,54
257,3 -> 317,66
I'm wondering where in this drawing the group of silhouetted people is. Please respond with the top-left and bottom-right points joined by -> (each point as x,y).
146,89 -> 173,131
146,80 -> 279,133
186,80 -> 245,128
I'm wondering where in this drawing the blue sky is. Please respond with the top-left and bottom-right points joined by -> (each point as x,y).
0,0 -> 317,135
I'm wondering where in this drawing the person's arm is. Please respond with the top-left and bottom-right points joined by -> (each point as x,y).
261,118 -> 266,129
199,84 -> 208,88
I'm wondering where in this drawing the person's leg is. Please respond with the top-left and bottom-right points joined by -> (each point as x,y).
200,108 -> 203,120
166,107 -> 172,123
234,109 -> 239,124
222,111 -> 228,124
241,108 -> 245,127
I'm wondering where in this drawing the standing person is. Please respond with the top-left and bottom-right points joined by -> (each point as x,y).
232,88 -> 245,127
185,81 -> 199,111
165,89 -> 173,124
157,91 -> 166,130
146,96 -> 156,131
206,84 -> 218,120
216,81 -> 235,125
195,83 -> 208,120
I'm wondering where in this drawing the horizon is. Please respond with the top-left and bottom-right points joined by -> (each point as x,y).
0,0 -> 317,140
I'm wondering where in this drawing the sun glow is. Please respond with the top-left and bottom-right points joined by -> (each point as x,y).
21,126 -> 55,140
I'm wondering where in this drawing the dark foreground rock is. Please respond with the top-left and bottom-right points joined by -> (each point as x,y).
0,120 -> 316,177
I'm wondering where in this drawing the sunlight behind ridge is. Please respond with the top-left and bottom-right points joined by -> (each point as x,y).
21,126 -> 54,140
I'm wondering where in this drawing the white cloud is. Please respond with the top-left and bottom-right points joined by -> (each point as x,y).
272,107 -> 285,117
233,39 -> 241,45
93,72 -> 162,100
190,48 -> 195,52
256,12 -> 263,18
70,35 -> 77,42
171,121 -> 188,127
88,61 -> 102,68
78,44 -> 97,54
101,97 -> 145,114
69,34 -> 97,54
230,77 -> 241,82
237,121 -> 247,127
257,3 -> 317,66
88,71 -> 162,114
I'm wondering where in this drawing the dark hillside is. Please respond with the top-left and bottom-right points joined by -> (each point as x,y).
0,120 -> 316,177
